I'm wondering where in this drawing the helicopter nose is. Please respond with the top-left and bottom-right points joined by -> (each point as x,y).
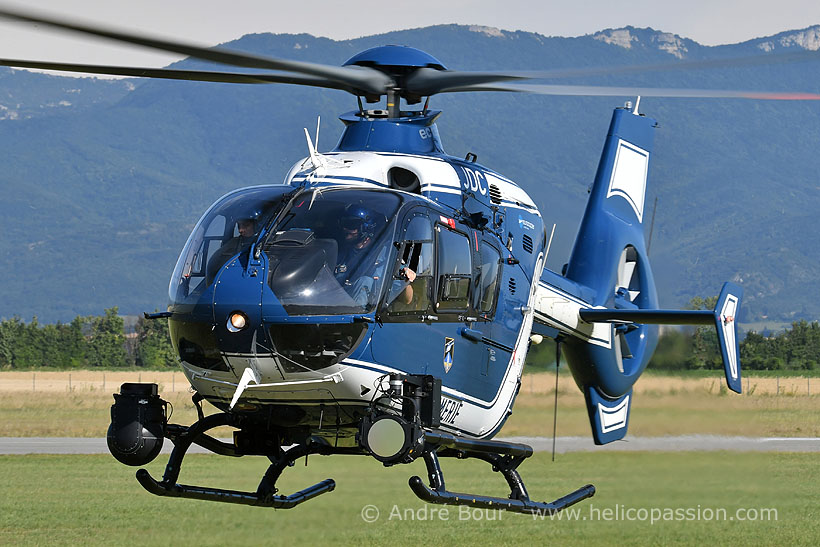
212,257 -> 265,355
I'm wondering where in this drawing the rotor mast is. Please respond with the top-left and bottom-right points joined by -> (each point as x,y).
386,88 -> 402,119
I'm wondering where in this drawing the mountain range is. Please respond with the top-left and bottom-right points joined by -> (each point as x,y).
1,23 -> 819,324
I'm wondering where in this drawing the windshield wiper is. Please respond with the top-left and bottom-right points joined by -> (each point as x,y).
254,187 -> 306,259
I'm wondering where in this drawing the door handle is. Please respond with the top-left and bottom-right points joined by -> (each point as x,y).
459,327 -> 483,342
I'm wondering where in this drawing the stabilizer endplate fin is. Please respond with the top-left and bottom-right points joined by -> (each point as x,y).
714,282 -> 743,394
584,386 -> 632,445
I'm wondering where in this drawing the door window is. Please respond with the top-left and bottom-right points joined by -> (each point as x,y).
386,215 -> 433,315
436,225 -> 472,313
475,242 -> 502,314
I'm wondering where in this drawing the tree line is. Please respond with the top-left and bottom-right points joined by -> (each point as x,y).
650,295 -> 820,371
649,320 -> 820,371
1,307 -> 818,371
0,308 -> 175,369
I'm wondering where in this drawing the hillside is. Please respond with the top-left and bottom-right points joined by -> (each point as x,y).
0,24 -> 819,323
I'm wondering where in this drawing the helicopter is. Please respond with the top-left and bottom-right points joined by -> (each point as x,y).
2,7 -> 814,516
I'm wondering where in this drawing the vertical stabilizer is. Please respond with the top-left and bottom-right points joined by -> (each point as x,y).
561,107 -> 659,444
565,107 -> 657,307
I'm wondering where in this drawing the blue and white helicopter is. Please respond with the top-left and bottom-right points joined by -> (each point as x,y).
4,7 -> 810,516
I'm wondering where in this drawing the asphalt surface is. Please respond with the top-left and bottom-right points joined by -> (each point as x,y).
1,435 -> 818,455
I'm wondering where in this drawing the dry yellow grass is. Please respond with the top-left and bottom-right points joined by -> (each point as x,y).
0,370 -> 184,393
0,370 -> 818,438
0,371 -> 212,437
4,370 -> 814,395
519,372 -> 817,397
506,372 -> 820,438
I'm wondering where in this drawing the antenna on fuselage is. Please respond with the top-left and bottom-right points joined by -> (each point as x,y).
646,196 -> 658,255
544,223 -> 556,269
552,338 -> 561,462
304,116 -> 322,169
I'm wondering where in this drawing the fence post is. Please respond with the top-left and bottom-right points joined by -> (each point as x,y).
776,376 -> 780,395
103,373 -> 106,392
32,372 -> 35,392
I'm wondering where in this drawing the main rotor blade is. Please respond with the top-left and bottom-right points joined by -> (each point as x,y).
514,49 -> 820,81
444,82 -> 820,100
404,67 -> 527,95
405,47 -> 820,95
0,58 -> 353,90
0,6 -> 391,94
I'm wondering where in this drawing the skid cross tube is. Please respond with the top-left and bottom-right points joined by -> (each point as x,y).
408,434 -> 595,515
135,412 -> 336,508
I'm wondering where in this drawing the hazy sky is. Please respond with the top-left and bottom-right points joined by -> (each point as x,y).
0,0 -> 819,67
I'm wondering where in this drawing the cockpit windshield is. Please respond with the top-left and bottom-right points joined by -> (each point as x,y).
169,186 -> 292,305
262,189 -> 402,315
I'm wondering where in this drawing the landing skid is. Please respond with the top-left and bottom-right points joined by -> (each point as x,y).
114,382 -> 594,514
135,412 -> 340,509
409,431 -> 595,515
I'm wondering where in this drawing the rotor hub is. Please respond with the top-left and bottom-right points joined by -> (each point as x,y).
343,45 -> 447,72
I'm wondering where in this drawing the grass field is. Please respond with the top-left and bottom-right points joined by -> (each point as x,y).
1,371 -> 818,438
1,371 -> 818,545
0,451 -> 817,546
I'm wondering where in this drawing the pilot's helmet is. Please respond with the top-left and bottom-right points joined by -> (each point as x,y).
341,204 -> 377,242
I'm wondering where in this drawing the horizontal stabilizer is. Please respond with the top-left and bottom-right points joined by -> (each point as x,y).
584,386 -> 632,445
579,282 -> 743,393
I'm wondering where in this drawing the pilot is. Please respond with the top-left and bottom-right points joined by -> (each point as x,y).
236,218 -> 256,241
335,205 -> 392,306
335,205 -> 379,278
206,217 -> 258,284
337,207 -> 376,267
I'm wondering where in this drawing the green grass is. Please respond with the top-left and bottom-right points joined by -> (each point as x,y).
1,452 -> 818,546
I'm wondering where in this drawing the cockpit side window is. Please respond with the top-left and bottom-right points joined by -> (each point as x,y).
385,214 -> 433,317
435,224 -> 472,314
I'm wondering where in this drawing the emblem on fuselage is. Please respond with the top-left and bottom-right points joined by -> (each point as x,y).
443,337 -> 455,373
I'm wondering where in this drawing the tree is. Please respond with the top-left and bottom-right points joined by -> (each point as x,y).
134,314 -> 176,368
87,307 -> 129,367
685,295 -> 721,370
0,317 -> 19,368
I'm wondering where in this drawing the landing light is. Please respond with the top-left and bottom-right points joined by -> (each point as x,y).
227,311 -> 248,333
